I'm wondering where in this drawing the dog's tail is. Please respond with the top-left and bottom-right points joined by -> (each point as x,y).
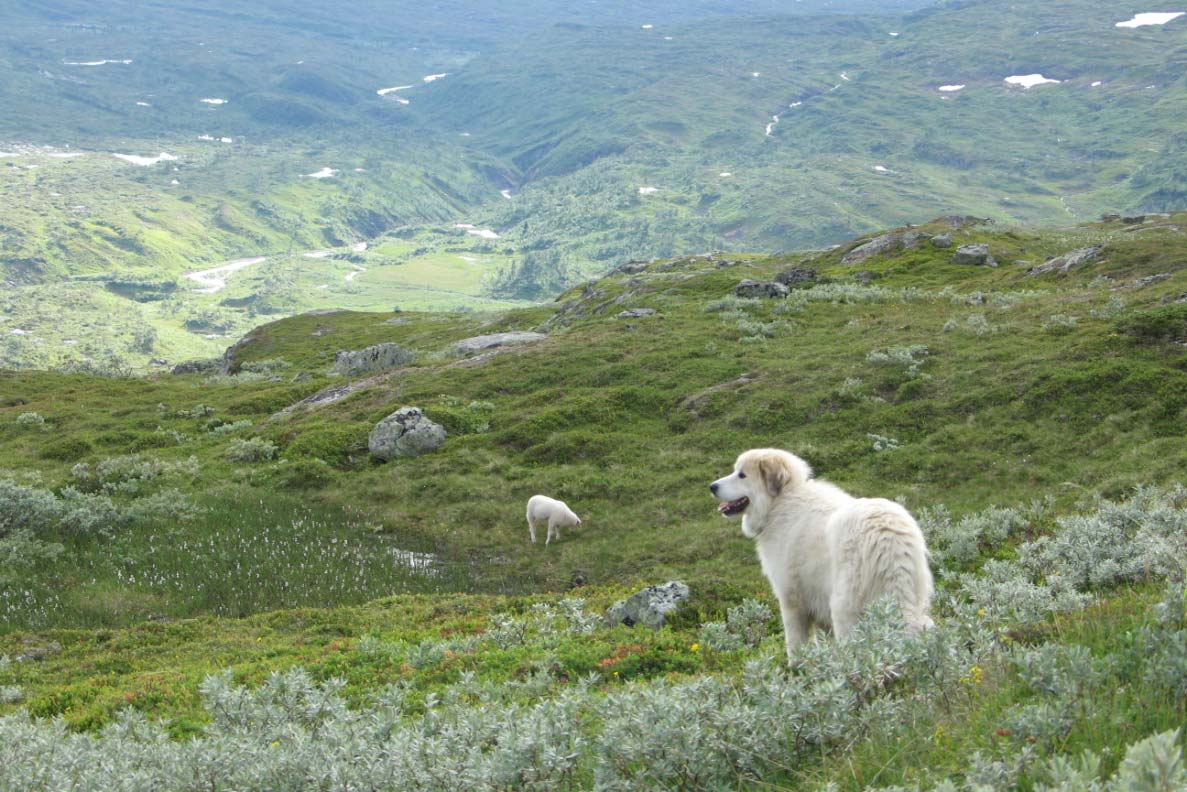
852,503 -> 935,632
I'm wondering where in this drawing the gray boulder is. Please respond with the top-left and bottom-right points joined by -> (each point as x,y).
1122,215 -> 1146,225
368,407 -> 446,461
617,308 -> 657,319
930,234 -> 953,249
1027,245 -> 1103,276
615,261 -> 649,275
734,279 -> 790,299
775,267 -> 817,286
455,331 -> 546,356
606,581 -> 690,629
333,342 -> 414,377
903,230 -> 933,249
953,244 -> 996,267
842,233 -> 902,265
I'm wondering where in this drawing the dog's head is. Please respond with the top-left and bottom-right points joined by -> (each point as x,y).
710,449 -> 811,535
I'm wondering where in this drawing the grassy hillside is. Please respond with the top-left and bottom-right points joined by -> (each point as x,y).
2,215 -> 1187,786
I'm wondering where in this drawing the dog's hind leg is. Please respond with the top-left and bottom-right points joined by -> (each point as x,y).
528,516 -> 538,544
545,519 -> 556,546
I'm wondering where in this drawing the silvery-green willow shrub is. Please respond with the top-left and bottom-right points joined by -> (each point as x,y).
1019,485 -> 1187,589
867,345 -> 929,377
699,598 -> 772,651
920,500 -> 1046,569
226,438 -> 279,462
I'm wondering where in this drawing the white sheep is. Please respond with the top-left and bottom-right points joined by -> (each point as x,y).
526,495 -> 582,545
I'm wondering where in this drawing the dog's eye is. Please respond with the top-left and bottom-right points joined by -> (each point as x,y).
737,472 -> 746,479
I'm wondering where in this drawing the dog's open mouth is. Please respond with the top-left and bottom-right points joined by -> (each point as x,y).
718,497 -> 750,517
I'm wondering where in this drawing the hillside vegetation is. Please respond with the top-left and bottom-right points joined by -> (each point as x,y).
2,215 -> 1187,788
6,0 -> 1187,370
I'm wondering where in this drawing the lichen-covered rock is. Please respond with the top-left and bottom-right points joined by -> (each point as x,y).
953,244 -> 996,267
333,342 -> 414,377
1027,245 -> 1103,276
605,581 -> 690,629
841,233 -> 903,265
775,267 -> 817,286
454,332 -> 546,356
368,407 -> 446,461
930,234 -> 953,249
734,279 -> 790,299
617,308 -> 657,319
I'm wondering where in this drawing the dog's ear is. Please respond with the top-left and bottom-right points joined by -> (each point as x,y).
757,451 -> 810,497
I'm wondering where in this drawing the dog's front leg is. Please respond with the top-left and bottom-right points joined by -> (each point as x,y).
777,597 -> 811,663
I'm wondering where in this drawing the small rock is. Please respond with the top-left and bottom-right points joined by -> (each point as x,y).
1027,245 -> 1104,276
1122,215 -> 1147,225
615,261 -> 648,275
617,308 -> 657,319
939,215 -> 989,229
774,267 -> 817,286
842,233 -> 903,265
605,581 -> 690,629
368,407 -> 446,461
734,279 -> 790,299
953,244 -> 996,267
170,359 -> 219,375
902,230 -> 933,249
1132,273 -> 1172,289
455,331 -> 546,356
1101,213 -> 1122,222
930,234 -> 953,249
715,259 -> 743,268
333,342 -> 415,377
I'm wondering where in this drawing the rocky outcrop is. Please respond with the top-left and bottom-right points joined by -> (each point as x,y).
930,234 -> 953,249
455,332 -> 546,356
605,581 -> 690,629
617,308 -> 657,319
775,267 -> 817,286
842,233 -> 903,265
615,261 -> 649,275
333,342 -> 414,377
1026,245 -> 1103,276
953,244 -> 996,267
368,407 -> 446,461
734,279 -> 790,299
170,358 -> 220,375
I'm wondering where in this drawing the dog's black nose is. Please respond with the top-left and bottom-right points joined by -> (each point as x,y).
710,482 -> 719,495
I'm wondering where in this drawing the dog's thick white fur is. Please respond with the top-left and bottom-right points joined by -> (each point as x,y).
711,449 -> 933,661
526,495 -> 582,545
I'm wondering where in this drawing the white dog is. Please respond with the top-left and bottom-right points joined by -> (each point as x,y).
710,448 -> 933,661
526,495 -> 582,545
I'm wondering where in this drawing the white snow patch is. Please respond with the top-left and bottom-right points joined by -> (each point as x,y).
10,329 -> 30,336
664,36 -> 673,40
453,223 -> 499,239
638,186 -> 658,195
304,167 -> 336,179
789,101 -> 803,108
136,101 -> 151,107
1115,12 -> 1185,28
170,179 -> 180,185
459,132 -> 472,137
1005,74 -> 1061,88
220,137 -> 233,143
938,84 -> 966,92
377,85 -> 414,96
303,250 -> 334,259
460,256 -> 480,263
47,152 -> 84,159
423,73 -> 448,83
185,257 -> 266,294
889,31 -> 900,36
354,168 -> 366,172
719,172 -> 732,177
840,71 -> 851,81
317,284 -> 330,290
63,59 -> 132,66
873,165 -> 891,173
112,152 -> 178,166
500,189 -> 512,199
751,71 -> 761,78
200,98 -> 228,105
642,24 -> 654,29
352,241 -> 368,252
765,115 -> 780,136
